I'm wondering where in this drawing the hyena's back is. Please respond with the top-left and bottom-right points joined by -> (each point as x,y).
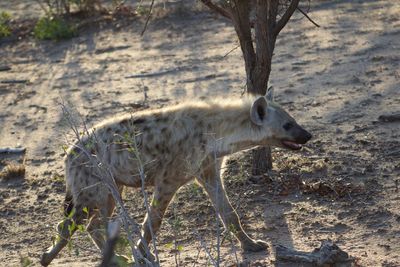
65,104 -> 212,211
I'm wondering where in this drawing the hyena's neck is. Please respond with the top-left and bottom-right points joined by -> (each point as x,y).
212,126 -> 266,157
192,99 -> 266,157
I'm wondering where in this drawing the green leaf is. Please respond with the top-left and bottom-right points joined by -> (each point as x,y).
82,206 -> 89,214
152,199 -> 159,207
68,220 -> 76,235
67,208 -> 76,219
77,224 -> 85,233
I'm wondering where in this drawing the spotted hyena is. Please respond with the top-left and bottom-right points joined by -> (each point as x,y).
41,89 -> 312,266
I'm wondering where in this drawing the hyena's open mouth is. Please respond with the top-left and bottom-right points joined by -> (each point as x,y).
281,140 -> 303,150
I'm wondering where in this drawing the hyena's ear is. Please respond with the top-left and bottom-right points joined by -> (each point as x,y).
250,96 -> 268,126
265,86 -> 274,101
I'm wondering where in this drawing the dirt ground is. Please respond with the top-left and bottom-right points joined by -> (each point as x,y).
1,0 -> 399,266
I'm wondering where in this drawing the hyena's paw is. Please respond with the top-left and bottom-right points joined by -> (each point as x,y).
136,241 -> 156,262
242,239 -> 269,252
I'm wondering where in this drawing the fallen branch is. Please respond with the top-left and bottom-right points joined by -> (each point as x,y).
276,240 -> 352,266
0,147 -> 26,154
378,113 -> 400,122
0,66 -> 11,72
1,79 -> 29,84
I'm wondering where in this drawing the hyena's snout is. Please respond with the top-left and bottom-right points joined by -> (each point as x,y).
294,125 -> 312,144
281,122 -> 312,150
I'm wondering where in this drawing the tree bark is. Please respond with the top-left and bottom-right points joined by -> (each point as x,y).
252,146 -> 273,175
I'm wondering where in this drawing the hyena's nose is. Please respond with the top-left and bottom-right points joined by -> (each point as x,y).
297,129 -> 312,144
304,131 -> 312,142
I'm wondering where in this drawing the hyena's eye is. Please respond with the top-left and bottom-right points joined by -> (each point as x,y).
283,122 -> 294,131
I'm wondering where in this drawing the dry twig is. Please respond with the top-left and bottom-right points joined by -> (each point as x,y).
141,0 -> 155,36
296,7 -> 320,27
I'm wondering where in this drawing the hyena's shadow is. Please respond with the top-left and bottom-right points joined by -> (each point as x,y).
262,200 -> 296,266
262,195 -> 323,267
232,193 -> 296,266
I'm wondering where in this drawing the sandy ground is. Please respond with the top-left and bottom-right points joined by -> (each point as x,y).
0,0 -> 399,266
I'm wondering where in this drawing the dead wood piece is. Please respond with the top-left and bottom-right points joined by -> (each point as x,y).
276,240 -> 352,266
1,79 -> 29,84
378,113 -> 400,122
0,147 -> 26,154
0,66 -> 11,72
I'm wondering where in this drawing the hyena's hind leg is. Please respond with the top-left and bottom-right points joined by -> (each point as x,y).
137,178 -> 180,259
40,193 -> 85,266
40,189 -> 118,266
86,193 -> 118,250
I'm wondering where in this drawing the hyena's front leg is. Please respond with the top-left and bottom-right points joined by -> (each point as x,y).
197,159 -> 268,252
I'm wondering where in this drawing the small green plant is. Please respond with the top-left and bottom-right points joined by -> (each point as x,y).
19,255 -> 32,267
135,5 -> 150,16
0,11 -> 11,38
34,16 -> 76,40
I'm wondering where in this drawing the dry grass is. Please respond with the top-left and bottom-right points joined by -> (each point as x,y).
0,163 -> 26,180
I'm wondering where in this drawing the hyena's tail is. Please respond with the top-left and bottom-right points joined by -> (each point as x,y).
40,190 -> 78,266
63,190 -> 74,217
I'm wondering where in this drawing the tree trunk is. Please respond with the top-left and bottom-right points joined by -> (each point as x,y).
200,0 -> 300,175
229,1 -> 278,175
252,146 -> 273,175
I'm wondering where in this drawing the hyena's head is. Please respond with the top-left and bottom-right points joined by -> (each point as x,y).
250,89 -> 312,150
